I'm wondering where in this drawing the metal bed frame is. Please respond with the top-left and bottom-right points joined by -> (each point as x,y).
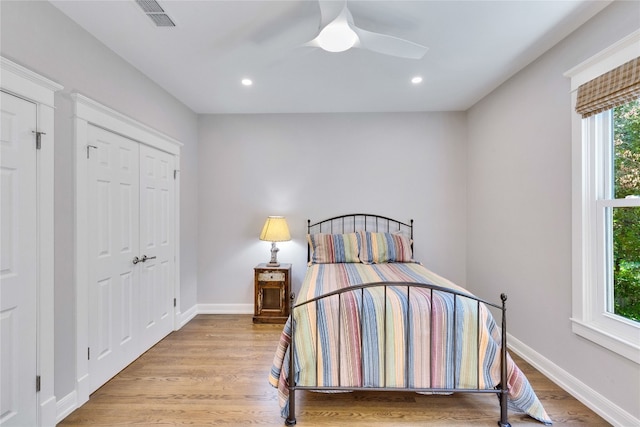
285,214 -> 511,426
306,213 -> 414,262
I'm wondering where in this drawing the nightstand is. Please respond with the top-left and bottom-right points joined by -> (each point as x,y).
253,263 -> 291,324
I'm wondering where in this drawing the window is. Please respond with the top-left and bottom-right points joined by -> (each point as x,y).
609,101 -> 640,322
593,100 -> 640,326
566,30 -> 640,364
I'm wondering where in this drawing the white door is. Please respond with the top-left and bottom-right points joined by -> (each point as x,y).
87,125 -> 140,392
87,126 -> 175,393
0,92 -> 38,426
138,144 -> 175,351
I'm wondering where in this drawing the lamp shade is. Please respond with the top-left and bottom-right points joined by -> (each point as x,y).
259,216 -> 291,242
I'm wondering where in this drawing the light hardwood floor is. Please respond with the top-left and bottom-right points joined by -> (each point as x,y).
59,315 -> 610,426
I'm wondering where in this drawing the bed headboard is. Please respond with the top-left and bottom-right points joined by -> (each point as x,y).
307,213 -> 413,263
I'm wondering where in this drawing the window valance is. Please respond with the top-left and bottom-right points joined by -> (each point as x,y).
575,57 -> 640,118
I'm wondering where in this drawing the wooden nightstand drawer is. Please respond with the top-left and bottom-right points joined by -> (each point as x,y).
253,263 -> 291,324
257,271 -> 285,282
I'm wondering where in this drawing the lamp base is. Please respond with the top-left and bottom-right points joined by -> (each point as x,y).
268,242 -> 280,267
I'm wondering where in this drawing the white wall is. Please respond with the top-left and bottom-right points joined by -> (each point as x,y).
198,112 -> 467,304
0,0 -> 199,400
466,0 -> 640,422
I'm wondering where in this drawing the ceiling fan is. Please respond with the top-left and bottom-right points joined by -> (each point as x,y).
305,0 -> 428,59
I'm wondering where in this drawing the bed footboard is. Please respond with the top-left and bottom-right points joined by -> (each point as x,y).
285,282 -> 511,427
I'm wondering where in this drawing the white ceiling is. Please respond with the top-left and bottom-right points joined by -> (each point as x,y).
49,0 -> 610,114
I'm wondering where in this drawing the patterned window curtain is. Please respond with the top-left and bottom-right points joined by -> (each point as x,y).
576,57 -> 640,118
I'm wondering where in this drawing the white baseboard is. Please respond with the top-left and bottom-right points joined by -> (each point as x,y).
508,333 -> 639,427
177,303 -> 252,327
56,389 -> 78,424
178,304 -> 198,327
197,303 -> 253,314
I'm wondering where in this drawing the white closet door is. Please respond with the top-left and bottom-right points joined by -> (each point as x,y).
0,92 -> 38,426
138,144 -> 175,351
87,125 -> 140,392
86,126 -> 176,393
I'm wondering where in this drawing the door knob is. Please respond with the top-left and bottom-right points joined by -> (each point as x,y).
132,256 -> 141,265
141,255 -> 157,262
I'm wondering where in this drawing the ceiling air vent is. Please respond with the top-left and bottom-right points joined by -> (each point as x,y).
135,0 -> 175,27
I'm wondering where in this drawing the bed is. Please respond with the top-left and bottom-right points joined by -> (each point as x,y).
269,214 -> 551,426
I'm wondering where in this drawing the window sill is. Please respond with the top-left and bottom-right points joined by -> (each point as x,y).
571,318 -> 640,364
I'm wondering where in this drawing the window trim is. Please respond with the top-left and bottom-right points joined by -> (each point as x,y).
566,30 -> 640,364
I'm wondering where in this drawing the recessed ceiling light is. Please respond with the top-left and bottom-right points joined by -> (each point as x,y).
241,78 -> 253,86
411,76 -> 423,84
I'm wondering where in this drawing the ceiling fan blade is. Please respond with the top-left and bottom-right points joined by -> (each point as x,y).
317,0 -> 345,29
312,0 -> 428,59
306,3 -> 357,52
352,26 -> 428,59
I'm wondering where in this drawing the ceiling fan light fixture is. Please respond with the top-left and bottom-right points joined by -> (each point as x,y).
316,21 -> 358,53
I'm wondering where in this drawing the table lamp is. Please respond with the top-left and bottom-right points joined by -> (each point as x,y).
259,216 -> 291,267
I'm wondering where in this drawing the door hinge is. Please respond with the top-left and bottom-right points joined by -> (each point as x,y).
87,145 -> 98,159
173,298 -> 177,307
32,131 -> 46,150
36,375 -> 41,392
88,347 -> 90,360
174,169 -> 180,180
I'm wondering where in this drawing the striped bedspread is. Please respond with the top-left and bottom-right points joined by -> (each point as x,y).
269,263 -> 551,424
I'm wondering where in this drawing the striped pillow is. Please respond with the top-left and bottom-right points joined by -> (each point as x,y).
358,231 -> 413,264
308,233 -> 361,264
